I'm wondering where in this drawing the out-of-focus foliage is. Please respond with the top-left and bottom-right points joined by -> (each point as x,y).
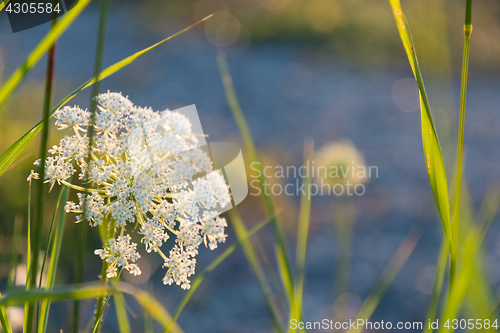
137,0 -> 500,69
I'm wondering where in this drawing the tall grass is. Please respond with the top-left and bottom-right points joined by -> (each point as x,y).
218,54 -> 419,332
389,0 -> 500,331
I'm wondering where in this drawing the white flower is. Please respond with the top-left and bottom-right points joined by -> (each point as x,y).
200,210 -> 227,250
95,235 -> 141,278
32,92 -> 231,287
163,245 -> 196,290
64,201 -> 79,213
53,106 -> 90,130
140,217 -> 170,253
27,170 -> 39,182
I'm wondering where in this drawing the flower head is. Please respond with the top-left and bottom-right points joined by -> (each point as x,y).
33,92 -> 231,288
315,139 -> 368,187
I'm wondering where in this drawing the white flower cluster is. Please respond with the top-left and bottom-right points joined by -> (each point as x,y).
35,92 -> 232,289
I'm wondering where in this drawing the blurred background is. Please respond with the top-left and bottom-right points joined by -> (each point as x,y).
1,0 -> 500,331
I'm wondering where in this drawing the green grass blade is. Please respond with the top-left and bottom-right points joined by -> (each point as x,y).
38,185 -> 66,290
0,292 -> 13,333
0,14 -> 213,178
289,139 -> 313,333
423,240 -> 448,333
0,0 -> 91,109
217,52 -> 294,301
23,181 -> 33,333
1,283 -> 183,333
388,0 -> 452,257
164,216 -> 273,333
228,210 -> 283,333
133,289 -> 184,333
275,245 -> 293,304
38,185 -> 69,333
0,285 -> 111,307
449,0 -> 473,290
27,22 -> 58,332
439,225 -> 482,333
347,231 -> 421,333
114,293 -> 131,333
79,1 -> 110,331
0,0 -> 11,11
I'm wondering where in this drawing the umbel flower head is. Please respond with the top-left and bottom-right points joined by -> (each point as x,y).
33,92 -> 231,289
314,139 -> 368,188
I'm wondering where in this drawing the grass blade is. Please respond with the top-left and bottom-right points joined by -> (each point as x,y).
439,225 -> 482,333
423,240 -> 448,333
289,139 -> 313,333
26,20 -> 58,332
347,230 -> 421,333
133,289 -> 184,333
0,292 -> 13,333
38,185 -> 69,333
164,216 -> 273,333
0,285 -> 111,307
23,180 -> 33,333
0,14 -> 213,178
388,0 -> 452,257
228,210 -> 283,333
114,293 -> 131,333
1,283 -> 184,333
0,0 -> 91,109
449,0 -> 473,289
0,0 -> 11,11
78,1 -> 111,331
217,52 -> 295,301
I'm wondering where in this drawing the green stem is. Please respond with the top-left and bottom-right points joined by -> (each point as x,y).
73,0 -> 109,332
26,18 -> 57,333
0,291 -> 13,333
449,256 -> 457,294
217,53 -> 294,298
450,0 -> 472,289
94,262 -> 109,332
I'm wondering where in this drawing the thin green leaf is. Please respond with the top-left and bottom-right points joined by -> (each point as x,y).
0,0 -> 91,109
228,210 -> 283,333
449,0 -> 473,290
1,283 -> 183,333
38,186 -> 66,289
0,0 -> 11,11
289,139 -> 313,333
23,181 -> 33,333
28,17 -> 58,332
388,0 -> 452,257
423,240 -> 448,333
164,216 -> 273,333
439,226 -> 482,333
114,293 -> 131,333
347,231 -> 421,333
134,289 -> 184,333
217,52 -> 294,301
0,14 -> 213,178
38,185 -> 69,333
0,292 -> 13,333
1,285 -> 111,307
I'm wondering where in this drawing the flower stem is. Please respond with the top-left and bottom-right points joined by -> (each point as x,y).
26,17 -> 57,333
74,0 -> 110,332
449,0 -> 472,291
